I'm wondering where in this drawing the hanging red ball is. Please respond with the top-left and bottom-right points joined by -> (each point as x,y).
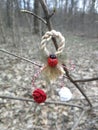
32,88 -> 47,103
48,54 -> 58,67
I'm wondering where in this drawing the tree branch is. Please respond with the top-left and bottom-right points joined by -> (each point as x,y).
74,77 -> 98,82
0,49 -> 41,67
71,110 -> 86,130
21,9 -> 47,24
0,95 -> 83,109
63,65 -> 92,107
39,0 -> 58,50
43,8 -> 56,19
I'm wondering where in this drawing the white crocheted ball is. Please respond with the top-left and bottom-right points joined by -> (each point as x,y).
58,87 -> 72,101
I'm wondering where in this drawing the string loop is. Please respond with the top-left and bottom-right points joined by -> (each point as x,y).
41,30 -> 65,56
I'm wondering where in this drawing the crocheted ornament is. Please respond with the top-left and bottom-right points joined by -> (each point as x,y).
40,30 -> 65,82
58,87 -> 72,101
32,88 -> 47,103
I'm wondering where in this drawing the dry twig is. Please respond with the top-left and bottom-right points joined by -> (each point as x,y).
71,110 -> 86,130
39,0 -> 58,50
0,49 -> 41,67
21,10 -> 47,24
0,95 -> 83,109
63,65 -> 92,107
74,77 -> 98,82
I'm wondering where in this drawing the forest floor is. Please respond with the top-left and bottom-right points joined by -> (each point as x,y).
0,30 -> 98,130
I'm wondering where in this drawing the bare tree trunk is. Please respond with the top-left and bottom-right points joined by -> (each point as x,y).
27,0 -> 30,10
68,0 -> 74,31
89,0 -> 96,23
12,1 -> 16,47
23,0 -> 33,32
0,13 -> 6,44
81,0 -> 86,23
6,0 -> 12,28
33,0 -> 40,34
90,0 -> 96,13
80,0 -> 86,32
65,0 -> 68,14
54,0 -> 57,7
70,0 -> 74,15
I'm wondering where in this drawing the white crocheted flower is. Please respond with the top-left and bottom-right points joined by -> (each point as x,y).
58,87 -> 72,101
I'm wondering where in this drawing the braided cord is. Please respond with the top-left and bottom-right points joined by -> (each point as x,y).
41,30 -> 65,56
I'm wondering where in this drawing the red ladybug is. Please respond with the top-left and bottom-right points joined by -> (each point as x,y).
48,54 -> 58,67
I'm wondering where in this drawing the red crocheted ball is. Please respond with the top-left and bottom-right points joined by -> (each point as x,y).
48,54 -> 58,67
32,88 -> 47,103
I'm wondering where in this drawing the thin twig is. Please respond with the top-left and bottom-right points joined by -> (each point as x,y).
0,95 -> 83,109
0,49 -> 41,67
21,10 -> 47,24
71,110 -> 86,130
63,65 -> 92,107
74,77 -> 98,82
44,8 -> 56,19
39,0 -> 58,50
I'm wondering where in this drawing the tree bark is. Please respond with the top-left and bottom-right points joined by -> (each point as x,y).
6,0 -> 12,27
33,0 -> 40,34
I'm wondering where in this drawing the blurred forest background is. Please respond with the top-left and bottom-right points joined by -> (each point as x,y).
0,1 -> 98,129
0,0 -> 98,46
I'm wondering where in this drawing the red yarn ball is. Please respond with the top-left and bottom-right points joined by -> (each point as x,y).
32,88 -> 47,103
48,57 -> 58,67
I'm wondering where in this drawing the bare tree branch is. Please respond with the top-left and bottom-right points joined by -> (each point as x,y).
21,9 -> 47,24
0,95 -> 83,109
43,8 -> 56,19
0,49 -> 41,67
71,110 -> 86,130
74,77 -> 98,82
0,13 -> 6,44
39,0 -> 58,50
63,65 -> 92,107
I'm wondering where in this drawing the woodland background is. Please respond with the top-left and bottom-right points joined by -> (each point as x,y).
0,0 -> 98,46
0,0 -> 98,130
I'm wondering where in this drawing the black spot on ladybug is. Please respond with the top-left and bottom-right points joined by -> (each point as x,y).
49,54 -> 56,59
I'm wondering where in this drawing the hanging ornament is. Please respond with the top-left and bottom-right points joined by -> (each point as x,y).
58,87 -> 72,102
32,88 -> 47,103
31,30 -> 73,103
40,30 -> 65,83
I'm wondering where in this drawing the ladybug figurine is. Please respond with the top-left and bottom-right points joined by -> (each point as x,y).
48,54 -> 58,67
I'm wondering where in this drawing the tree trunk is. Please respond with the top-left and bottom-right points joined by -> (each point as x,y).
0,13 -> 6,44
90,0 -> 96,13
80,0 -> 86,25
65,0 -> 68,14
6,0 -> 12,27
33,0 -> 40,34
